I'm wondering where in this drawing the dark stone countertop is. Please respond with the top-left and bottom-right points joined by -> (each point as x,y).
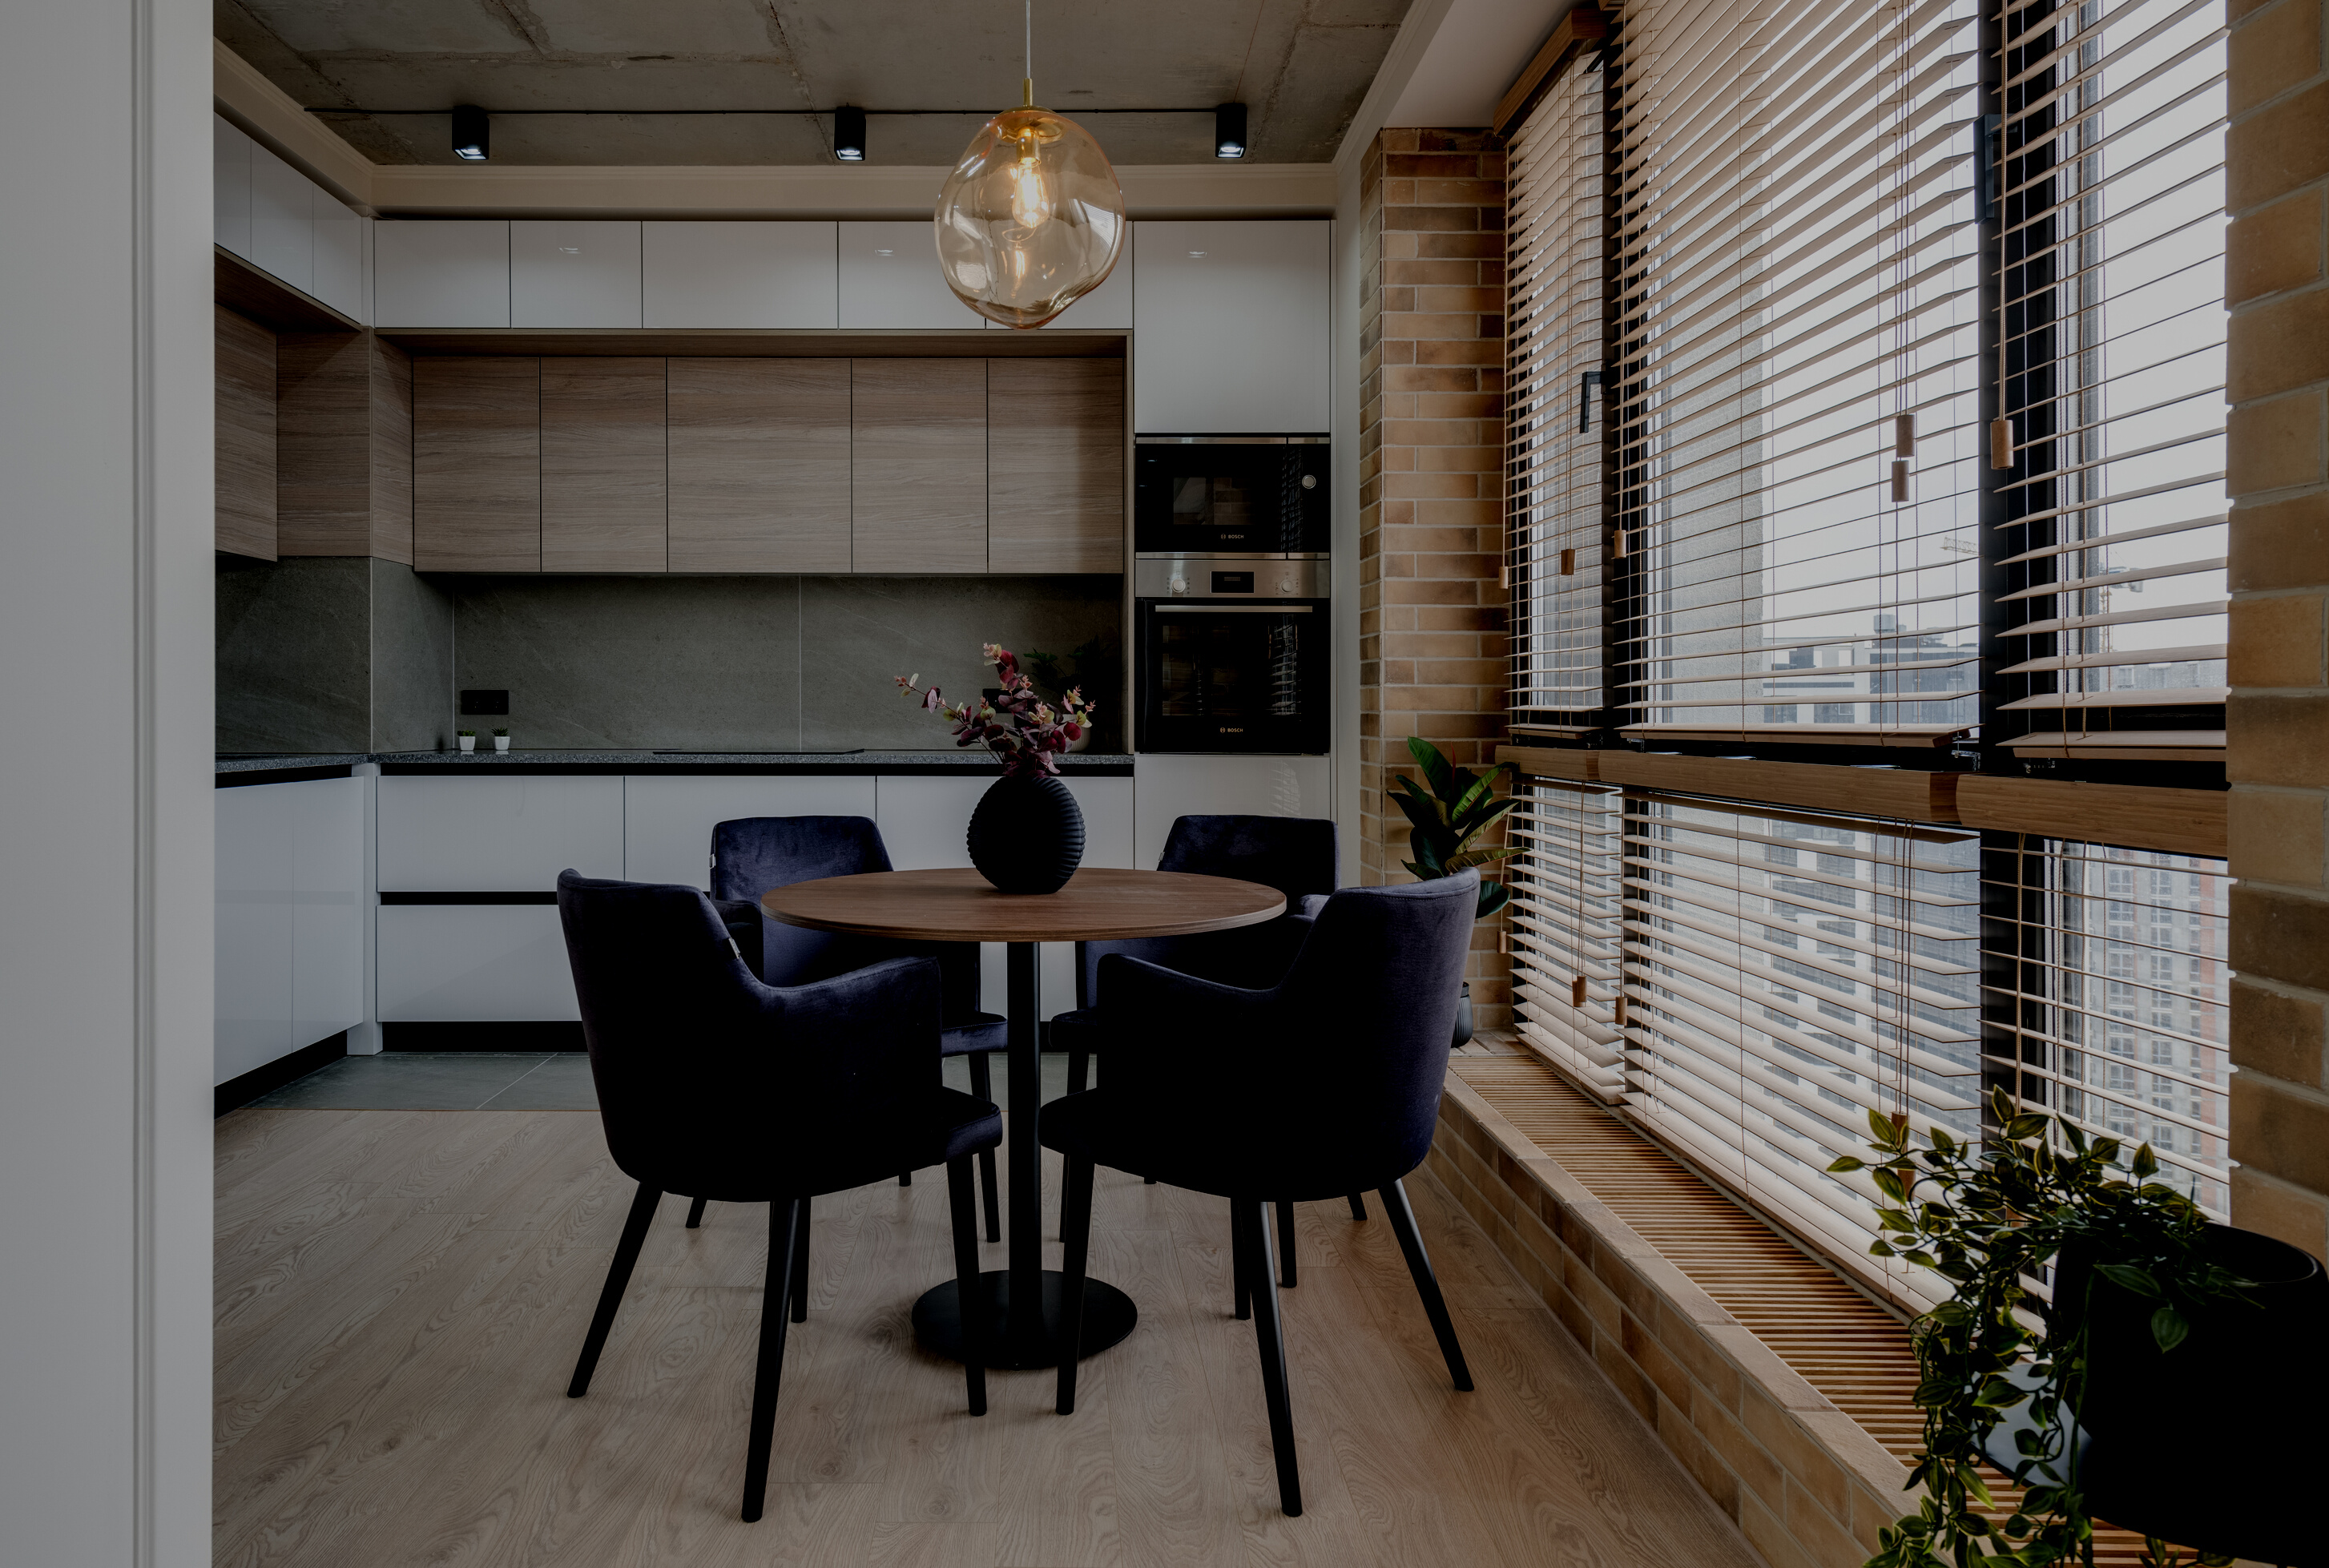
218,750 -> 1134,778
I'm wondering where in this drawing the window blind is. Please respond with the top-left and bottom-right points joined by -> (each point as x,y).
1506,52 -> 1611,724
1509,779 -> 1627,1098
1620,792 -> 1980,1305
1610,0 -> 1986,744
1991,0 -> 2229,756
1983,833 -> 2230,1217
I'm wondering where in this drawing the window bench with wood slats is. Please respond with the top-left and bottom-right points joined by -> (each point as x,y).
1427,1043 -> 2162,1568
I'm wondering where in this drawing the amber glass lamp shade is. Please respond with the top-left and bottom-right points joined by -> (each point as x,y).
934,107 -> 1126,329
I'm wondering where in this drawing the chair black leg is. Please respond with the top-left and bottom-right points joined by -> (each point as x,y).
1348,1191 -> 1368,1222
1054,1154 -> 1096,1414
967,1054 -> 1002,1243
789,1194 -> 811,1324
1239,1198 -> 1304,1517
741,1196 -> 803,1522
686,1195 -> 708,1229
899,1170 -> 912,1187
568,1182 -> 661,1399
945,1155 -> 990,1418
1067,1048 -> 1090,1094
1275,1199 -> 1298,1288
1378,1179 -> 1473,1393
1231,1200 -> 1251,1320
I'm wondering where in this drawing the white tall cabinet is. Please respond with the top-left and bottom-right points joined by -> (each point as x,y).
375,220 -> 512,329
212,113 -> 370,322
1131,220 -> 1332,433
512,220 -> 643,329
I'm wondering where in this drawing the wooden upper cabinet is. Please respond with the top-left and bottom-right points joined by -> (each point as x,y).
851,359 -> 987,572
413,357 -> 540,571
215,306 -> 277,561
542,358 -> 666,573
667,359 -> 851,573
987,359 -> 1124,573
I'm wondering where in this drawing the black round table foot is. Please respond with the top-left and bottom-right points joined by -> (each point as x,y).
912,1270 -> 1137,1370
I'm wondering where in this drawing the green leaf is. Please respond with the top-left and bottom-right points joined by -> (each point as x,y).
2004,1115 -> 2049,1142
2094,1263 -> 2162,1299
1450,771 -> 1498,823
1476,881 -> 1512,919
1828,1156 -> 1867,1172
2131,1143 -> 2158,1180
1407,736 -> 1454,799
1869,1106 -> 1901,1147
2150,1304 -> 2190,1352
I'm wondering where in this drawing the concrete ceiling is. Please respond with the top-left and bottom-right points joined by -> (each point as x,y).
215,0 -> 1416,167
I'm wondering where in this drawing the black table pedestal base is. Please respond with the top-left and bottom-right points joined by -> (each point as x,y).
912,1270 -> 1138,1370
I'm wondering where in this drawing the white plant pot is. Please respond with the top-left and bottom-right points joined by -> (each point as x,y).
494,736 -> 511,753
457,735 -> 476,753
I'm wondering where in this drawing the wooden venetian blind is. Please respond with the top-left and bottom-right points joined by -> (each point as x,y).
1505,38 -> 1612,724
1508,778 -> 1627,1098
1610,0 -> 1987,744
1990,0 -> 2230,758
1620,791 -> 1981,1306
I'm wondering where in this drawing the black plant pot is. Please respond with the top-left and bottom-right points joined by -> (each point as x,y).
2057,1223 -> 2329,1564
1450,981 -> 1474,1050
966,773 -> 1086,894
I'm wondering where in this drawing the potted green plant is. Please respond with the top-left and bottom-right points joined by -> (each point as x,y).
1388,736 -> 1521,1046
492,727 -> 511,754
457,728 -> 476,754
1835,1090 -> 2320,1567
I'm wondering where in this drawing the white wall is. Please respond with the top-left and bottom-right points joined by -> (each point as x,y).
0,2 -> 214,1565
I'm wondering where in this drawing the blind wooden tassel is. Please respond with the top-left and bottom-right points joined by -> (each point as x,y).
1571,974 -> 1589,1008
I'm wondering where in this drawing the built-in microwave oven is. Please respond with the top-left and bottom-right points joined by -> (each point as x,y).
1133,436 -> 1330,557
1134,555 -> 1329,755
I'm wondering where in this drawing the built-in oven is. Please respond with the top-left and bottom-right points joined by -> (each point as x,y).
1134,436 -> 1330,556
1134,556 -> 1329,754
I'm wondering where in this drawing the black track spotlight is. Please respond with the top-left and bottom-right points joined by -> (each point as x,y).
450,103 -> 490,162
833,105 -> 867,163
1215,102 -> 1247,159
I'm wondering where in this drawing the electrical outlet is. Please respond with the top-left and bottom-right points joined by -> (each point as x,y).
459,688 -> 510,716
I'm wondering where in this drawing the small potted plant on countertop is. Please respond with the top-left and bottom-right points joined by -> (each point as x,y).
457,728 -> 476,754
1839,1090 -> 2324,1567
1388,736 -> 1522,1047
897,644 -> 1097,894
493,727 -> 511,754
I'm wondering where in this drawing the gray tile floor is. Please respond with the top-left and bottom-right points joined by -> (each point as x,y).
247,1050 -> 1075,1112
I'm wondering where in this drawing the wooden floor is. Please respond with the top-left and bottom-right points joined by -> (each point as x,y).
214,1106 -> 1763,1568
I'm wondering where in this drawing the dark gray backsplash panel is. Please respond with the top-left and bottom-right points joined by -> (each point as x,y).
369,561 -> 454,753
216,555 -> 372,753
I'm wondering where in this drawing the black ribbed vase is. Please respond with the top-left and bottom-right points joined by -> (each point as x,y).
966,773 -> 1086,894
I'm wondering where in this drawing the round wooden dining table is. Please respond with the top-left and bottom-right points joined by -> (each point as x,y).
762,865 -> 1285,1368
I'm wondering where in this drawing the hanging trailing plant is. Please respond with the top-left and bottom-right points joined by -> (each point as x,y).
1837,1089 -> 2254,1568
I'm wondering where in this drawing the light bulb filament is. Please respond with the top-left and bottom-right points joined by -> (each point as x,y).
1009,132 -> 1054,229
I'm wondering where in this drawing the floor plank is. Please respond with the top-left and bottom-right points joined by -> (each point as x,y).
216,1108 -> 1763,1568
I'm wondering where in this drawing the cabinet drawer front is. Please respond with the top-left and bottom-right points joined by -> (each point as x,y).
624,776 -> 878,890
377,905 -> 578,1022
377,775 -> 624,891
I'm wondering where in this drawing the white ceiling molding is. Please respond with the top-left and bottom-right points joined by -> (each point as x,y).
1331,0 -> 1461,183
212,40 -> 378,212
1388,0 -> 1579,128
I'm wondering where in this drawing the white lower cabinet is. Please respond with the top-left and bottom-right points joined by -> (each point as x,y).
1130,753 -> 1334,872
624,775 -> 879,889
378,774 -> 625,892
215,776 -> 366,1086
377,905 -> 578,1022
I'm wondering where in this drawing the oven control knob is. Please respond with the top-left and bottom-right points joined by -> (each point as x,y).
1168,574 -> 1187,596
1300,474 -> 1318,490
1276,573 -> 1297,594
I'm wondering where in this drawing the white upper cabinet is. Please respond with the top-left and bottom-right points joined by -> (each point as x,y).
311,200 -> 365,322
511,220 -> 643,329
375,220 -> 511,328
1133,220 -> 1331,433
987,231 -> 1134,331
643,221 -> 838,329
214,115 -> 252,259
249,143 -> 315,296
838,222 -> 981,329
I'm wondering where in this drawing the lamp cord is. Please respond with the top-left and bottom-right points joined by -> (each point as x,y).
1023,0 -> 1034,107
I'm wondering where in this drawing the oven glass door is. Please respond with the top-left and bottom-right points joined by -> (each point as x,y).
1137,600 -> 1329,753
1133,444 -> 1329,554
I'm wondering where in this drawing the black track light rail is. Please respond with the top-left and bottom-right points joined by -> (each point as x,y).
306,105 -> 1227,117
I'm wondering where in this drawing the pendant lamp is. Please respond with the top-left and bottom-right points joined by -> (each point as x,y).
933,2 -> 1126,328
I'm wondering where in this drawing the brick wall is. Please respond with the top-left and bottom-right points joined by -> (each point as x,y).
1356,128 -> 1514,1026
2226,0 -> 2329,1260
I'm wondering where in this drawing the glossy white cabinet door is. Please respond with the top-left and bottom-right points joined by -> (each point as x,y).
512,220 -> 643,329
311,198 -> 365,321
376,905 -> 579,1021
838,222 -> 981,329
215,777 -> 367,1085
987,232 -> 1133,330
1132,220 -> 1331,433
623,775 -> 880,889
643,221 -> 838,329
249,143 -> 315,296
377,775 -> 625,892
214,115 -> 252,259
1130,753 -> 1334,871
374,220 -> 511,329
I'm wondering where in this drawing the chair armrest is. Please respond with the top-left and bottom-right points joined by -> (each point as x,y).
1092,953 -> 1286,1091
761,954 -> 941,1062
